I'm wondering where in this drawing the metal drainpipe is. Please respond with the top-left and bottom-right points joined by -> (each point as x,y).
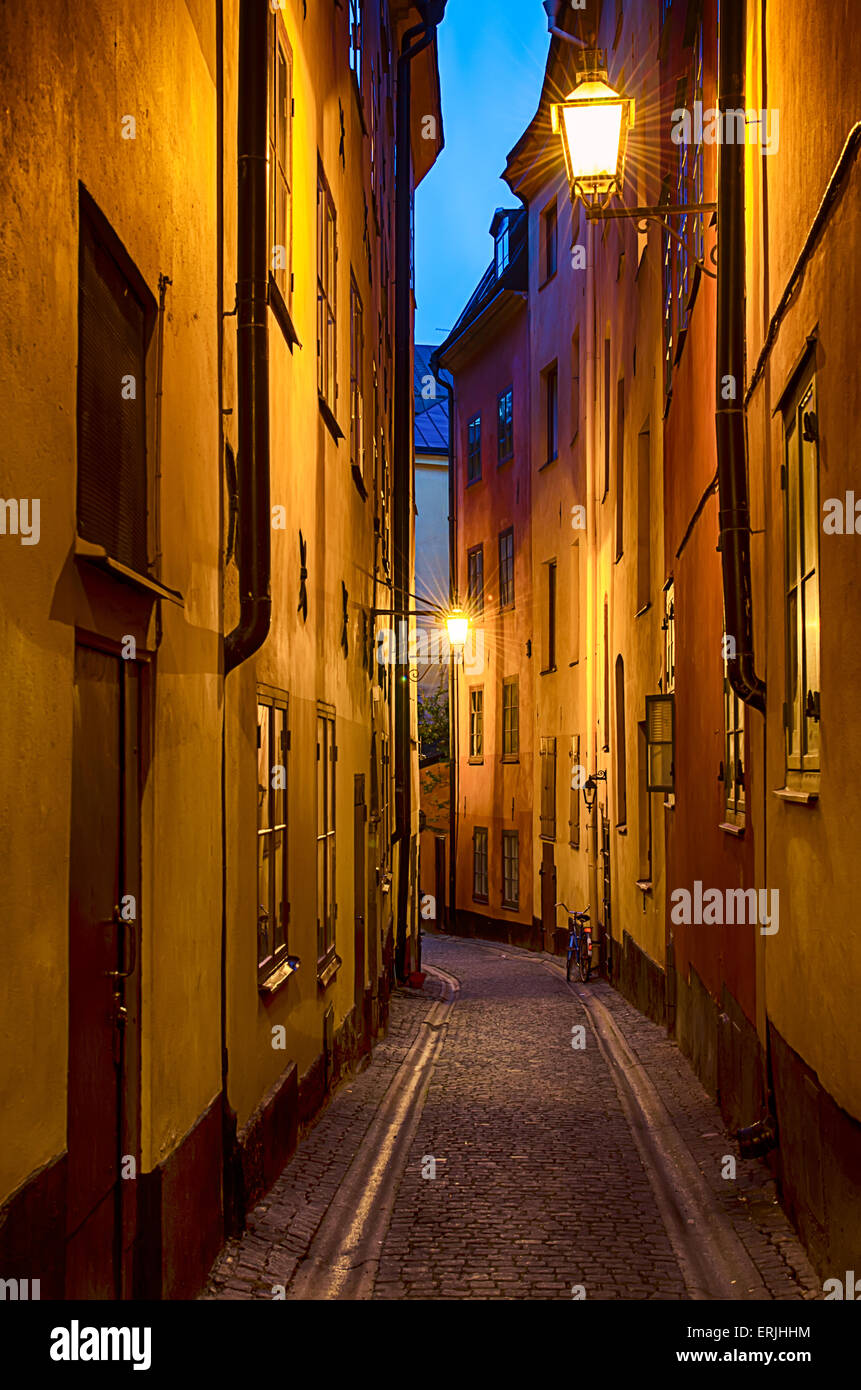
715,0 -> 765,714
430,350 -> 457,933
393,3 -> 446,980
224,0 -> 272,676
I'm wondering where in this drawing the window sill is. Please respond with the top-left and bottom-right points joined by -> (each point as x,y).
74,537 -> 185,606
351,462 -> 368,500
664,794 -> 676,809
258,955 -> 301,998
319,395 -> 344,443
635,601 -> 652,618
466,475 -> 483,489
538,454 -> 558,473
539,269 -> 558,291
269,276 -> 301,351
468,757 -> 484,766
501,901 -> 519,912
473,895 -> 489,906
719,820 -> 745,837
501,756 -> 519,764
497,455 -> 514,469
773,786 -> 819,805
616,823 -> 628,835
317,950 -> 342,990
635,879 -> 652,894
539,834 -> 556,843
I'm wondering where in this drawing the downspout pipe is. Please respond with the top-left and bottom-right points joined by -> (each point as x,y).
430,349 -> 456,932
393,2 -> 446,979
715,0 -> 765,714
225,0 -> 272,676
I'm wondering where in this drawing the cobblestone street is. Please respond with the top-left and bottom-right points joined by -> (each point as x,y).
203,935 -> 820,1302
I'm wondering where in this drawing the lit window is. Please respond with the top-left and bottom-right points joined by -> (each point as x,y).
783,371 -> 821,782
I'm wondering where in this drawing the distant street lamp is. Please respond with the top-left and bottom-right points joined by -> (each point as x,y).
582,768 -> 606,814
444,606 -> 469,657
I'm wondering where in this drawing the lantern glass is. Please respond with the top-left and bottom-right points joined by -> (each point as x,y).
445,609 -> 469,652
552,77 -> 632,200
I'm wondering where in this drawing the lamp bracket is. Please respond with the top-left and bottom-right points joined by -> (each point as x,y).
583,201 -> 719,278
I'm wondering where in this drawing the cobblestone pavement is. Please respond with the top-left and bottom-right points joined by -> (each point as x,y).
203,933 -> 820,1301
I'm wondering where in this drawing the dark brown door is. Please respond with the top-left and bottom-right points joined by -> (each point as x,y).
540,841 -> 557,953
434,836 -> 446,931
66,644 -> 140,1298
353,774 -> 366,1016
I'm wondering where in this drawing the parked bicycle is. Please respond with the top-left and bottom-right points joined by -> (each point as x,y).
556,901 -> 592,983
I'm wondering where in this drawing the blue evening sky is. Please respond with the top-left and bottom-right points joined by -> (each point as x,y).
414,0 -> 552,347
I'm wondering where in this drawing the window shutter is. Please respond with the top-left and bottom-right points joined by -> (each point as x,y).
646,694 -> 675,792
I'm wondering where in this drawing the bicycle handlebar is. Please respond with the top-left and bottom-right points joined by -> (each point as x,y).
555,901 -> 590,918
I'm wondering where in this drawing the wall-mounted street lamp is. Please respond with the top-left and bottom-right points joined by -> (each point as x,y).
444,606 -> 470,658
551,53 -> 717,277
581,767 -> 606,814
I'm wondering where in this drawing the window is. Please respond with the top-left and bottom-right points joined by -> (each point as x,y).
724,675 -> 745,819
473,827 -> 489,901
348,0 -> 363,91
615,378 -> 625,560
502,677 -> 519,758
497,386 -> 514,463
569,734 -> 581,849
636,425 -> 651,611
502,831 -> 519,908
603,338 -> 611,499
543,560 -> 557,671
350,276 -> 364,477
545,361 -> 558,463
783,371 -> 821,779
541,197 -> 557,282
269,19 -> 293,305
317,167 -> 337,410
257,692 -> 290,977
664,581 -> 675,692
467,544 -> 484,613
637,720 -> 652,878
646,694 -> 675,793
498,527 -> 514,608
469,687 -> 484,760
571,328 -> 580,442
571,538 -> 581,663
77,190 -> 155,573
495,219 -> 510,277
662,223 -> 673,400
467,414 -> 482,483
316,709 -> 337,964
615,656 -> 627,826
540,737 -> 557,839
379,732 -> 391,870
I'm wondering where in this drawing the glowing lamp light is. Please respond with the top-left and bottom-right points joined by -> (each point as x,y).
551,74 -> 634,205
444,608 -> 470,653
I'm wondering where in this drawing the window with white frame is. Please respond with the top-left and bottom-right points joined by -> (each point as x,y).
350,275 -> 364,477
664,580 -> 675,692
502,677 -> 519,759
317,167 -> 337,409
502,830 -> 519,908
316,709 -> 337,964
723,674 -> 745,819
473,827 -> 489,901
783,369 -> 821,782
258,692 -> 289,977
348,0 -> 363,92
269,18 -> 293,305
469,687 -> 484,761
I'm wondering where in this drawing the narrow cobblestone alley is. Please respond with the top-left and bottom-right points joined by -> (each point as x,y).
203,936 -> 819,1302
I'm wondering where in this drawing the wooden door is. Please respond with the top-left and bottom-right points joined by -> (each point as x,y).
353,774 -> 366,1016
66,644 -> 140,1298
540,841 -> 556,953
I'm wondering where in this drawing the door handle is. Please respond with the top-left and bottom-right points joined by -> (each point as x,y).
107,913 -> 137,980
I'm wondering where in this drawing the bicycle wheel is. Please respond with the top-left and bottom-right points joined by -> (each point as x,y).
579,934 -> 591,983
566,943 -> 574,982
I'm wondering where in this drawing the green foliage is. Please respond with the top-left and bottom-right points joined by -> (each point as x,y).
418,684 -> 449,763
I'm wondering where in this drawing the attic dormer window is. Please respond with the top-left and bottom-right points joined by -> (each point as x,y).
495,220 -> 510,277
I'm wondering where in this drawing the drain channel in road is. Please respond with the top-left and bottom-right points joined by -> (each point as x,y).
542,957 -> 768,1299
287,965 -> 459,1299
